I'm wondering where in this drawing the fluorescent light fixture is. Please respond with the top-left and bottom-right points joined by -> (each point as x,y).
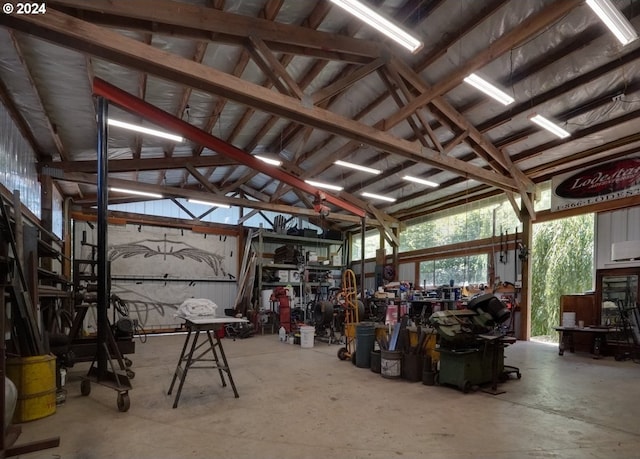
529,114 -> 571,139
304,180 -> 344,191
334,160 -> 381,175
361,192 -> 396,202
329,0 -> 423,53
403,175 -> 439,188
108,119 -> 184,142
110,187 -> 163,199
255,155 -> 282,166
587,0 -> 638,46
463,73 -> 514,105
187,199 -> 231,209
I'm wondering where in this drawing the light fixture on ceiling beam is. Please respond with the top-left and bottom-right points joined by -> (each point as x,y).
587,0 -> 638,46
107,119 -> 184,142
529,114 -> 571,139
361,191 -> 396,202
334,160 -> 381,175
187,199 -> 231,208
110,187 -> 163,199
255,155 -> 282,166
304,179 -> 344,191
463,73 -> 514,105
403,175 -> 439,188
328,0 -> 423,53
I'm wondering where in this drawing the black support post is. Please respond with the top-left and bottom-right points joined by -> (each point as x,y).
96,96 -> 109,378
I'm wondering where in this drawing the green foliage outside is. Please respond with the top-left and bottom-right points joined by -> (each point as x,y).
530,214 -> 594,338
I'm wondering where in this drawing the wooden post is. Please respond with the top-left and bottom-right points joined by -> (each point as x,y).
519,196 -> 533,341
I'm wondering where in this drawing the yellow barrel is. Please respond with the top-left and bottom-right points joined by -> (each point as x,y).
6,354 -> 56,423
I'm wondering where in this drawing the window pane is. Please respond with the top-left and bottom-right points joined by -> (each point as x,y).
419,255 -> 488,289
400,196 -> 522,252
351,230 -> 381,261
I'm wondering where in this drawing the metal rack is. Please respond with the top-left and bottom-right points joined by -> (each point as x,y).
251,229 -> 345,320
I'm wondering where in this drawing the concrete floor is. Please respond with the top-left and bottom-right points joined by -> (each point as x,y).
14,333 -> 640,459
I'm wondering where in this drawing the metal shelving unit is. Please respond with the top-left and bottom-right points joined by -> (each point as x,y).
251,228 -> 345,313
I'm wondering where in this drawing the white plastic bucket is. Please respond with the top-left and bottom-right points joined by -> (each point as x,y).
300,326 -> 315,348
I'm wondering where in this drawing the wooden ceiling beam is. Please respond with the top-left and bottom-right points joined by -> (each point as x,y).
247,36 -> 303,99
7,31 -> 66,162
194,0 -> 286,187
63,172 -> 379,225
0,10 -> 521,189
382,0 -> 582,129
47,0 -> 382,60
382,63 -> 442,152
245,39 -> 292,97
278,0 -> 510,189
132,32 -> 152,166
386,56 -> 537,218
262,2 -> 511,204
185,163 -> 224,196
164,40 -> 209,186
311,58 -> 386,105
43,155 -> 236,173
0,75 -> 45,160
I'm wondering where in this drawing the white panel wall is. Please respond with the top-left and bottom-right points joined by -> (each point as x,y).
596,206 -> 640,270
73,220 -> 238,331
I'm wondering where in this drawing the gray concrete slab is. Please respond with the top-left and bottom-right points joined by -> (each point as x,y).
14,334 -> 640,459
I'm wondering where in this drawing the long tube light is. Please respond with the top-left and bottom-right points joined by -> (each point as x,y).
403,175 -> 439,188
334,160 -> 381,175
529,114 -> 571,139
110,187 -> 163,198
361,192 -> 396,202
587,0 -> 638,46
304,180 -> 344,191
108,119 -> 184,142
187,199 -> 231,208
463,73 -> 514,105
255,155 -> 282,166
329,0 -> 423,53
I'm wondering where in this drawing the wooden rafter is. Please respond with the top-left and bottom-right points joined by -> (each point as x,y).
193,0 -> 285,188
164,40 -> 209,186
132,32 -> 152,166
0,77 -> 43,160
247,36 -> 303,99
62,171 -> 380,225
382,0 -> 583,129
43,155 -> 236,173
47,0 -> 382,61
8,31 -> 66,161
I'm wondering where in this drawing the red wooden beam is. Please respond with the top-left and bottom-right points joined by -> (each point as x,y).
92,77 -> 366,218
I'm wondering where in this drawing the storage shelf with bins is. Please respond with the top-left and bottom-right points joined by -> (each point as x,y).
596,268 -> 640,353
251,229 -> 345,312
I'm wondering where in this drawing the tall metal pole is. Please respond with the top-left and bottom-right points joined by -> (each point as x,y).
96,96 -> 109,378
360,217 -> 366,301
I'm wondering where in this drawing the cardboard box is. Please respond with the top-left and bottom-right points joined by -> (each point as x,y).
331,255 -> 342,266
277,270 -> 289,283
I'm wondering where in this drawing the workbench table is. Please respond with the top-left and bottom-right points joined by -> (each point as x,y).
168,316 -> 247,408
554,326 -> 617,359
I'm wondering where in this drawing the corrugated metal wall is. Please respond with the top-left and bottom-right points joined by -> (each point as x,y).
0,102 -> 41,216
596,206 -> 640,271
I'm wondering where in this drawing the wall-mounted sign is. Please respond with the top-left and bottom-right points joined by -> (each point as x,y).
551,156 -> 640,211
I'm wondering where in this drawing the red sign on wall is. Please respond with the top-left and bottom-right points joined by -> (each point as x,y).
551,156 -> 640,211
